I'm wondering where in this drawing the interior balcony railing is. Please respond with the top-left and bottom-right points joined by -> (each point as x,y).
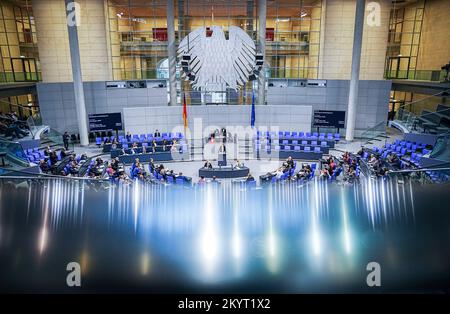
0,138 -> 31,175
359,120 -> 389,147
0,71 -> 42,83
385,69 -> 448,82
392,90 -> 450,135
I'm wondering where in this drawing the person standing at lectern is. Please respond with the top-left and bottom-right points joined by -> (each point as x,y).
154,129 -> 161,138
219,143 -> 226,153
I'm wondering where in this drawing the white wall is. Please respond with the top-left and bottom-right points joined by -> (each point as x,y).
33,0 -> 111,82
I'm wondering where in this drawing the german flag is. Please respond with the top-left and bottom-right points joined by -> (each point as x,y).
183,93 -> 188,131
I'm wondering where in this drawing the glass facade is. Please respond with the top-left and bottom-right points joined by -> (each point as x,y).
384,0 -> 425,80
0,0 -> 40,83
106,0 -> 322,82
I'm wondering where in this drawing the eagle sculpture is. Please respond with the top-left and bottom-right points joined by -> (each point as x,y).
178,26 -> 258,92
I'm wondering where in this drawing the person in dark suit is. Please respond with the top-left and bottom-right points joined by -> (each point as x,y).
149,158 -> 155,173
154,129 -> 161,137
286,156 -> 294,169
62,132 -> 70,150
245,173 -> 255,182
204,160 -> 213,169
126,132 -> 132,142
175,172 -> 187,181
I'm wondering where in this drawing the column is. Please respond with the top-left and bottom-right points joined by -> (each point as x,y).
65,0 -> 89,146
345,0 -> 366,141
257,0 -> 267,106
167,0 -> 177,106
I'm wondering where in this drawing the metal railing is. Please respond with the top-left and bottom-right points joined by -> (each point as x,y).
385,69 -> 447,82
0,138 -> 31,168
359,120 -> 388,146
393,89 -> 450,133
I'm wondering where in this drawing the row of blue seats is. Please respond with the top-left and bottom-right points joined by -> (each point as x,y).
257,131 -> 340,141
257,140 -> 330,147
26,149 -> 63,163
257,145 -> 324,153
121,142 -> 187,150
272,163 -> 317,183
96,133 -> 184,145
426,170 -> 449,183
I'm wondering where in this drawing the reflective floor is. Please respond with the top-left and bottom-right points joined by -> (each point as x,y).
0,178 -> 450,293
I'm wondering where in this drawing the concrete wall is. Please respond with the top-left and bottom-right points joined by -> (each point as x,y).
416,0 -> 450,71
123,105 -> 313,136
37,79 -> 391,136
37,81 -> 167,132
33,0 -> 111,82
267,80 -> 391,133
320,0 -> 390,80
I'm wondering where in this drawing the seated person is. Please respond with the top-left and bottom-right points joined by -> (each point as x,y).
329,158 -> 336,171
377,167 -> 389,177
80,153 -> 88,161
356,148 -> 364,157
104,137 -> 111,145
286,156 -> 294,169
234,159 -> 244,169
39,159 -> 50,173
151,139 -> 157,153
130,142 -> 139,154
342,151 -> 351,164
320,167 -> 331,180
203,160 -> 213,169
368,154 -> 380,169
95,157 -> 104,167
148,158 -> 155,173
245,173 -> 255,182
125,132 -> 132,142
106,164 -> 116,178
60,149 -> 69,159
171,139 -> 178,152
49,151 -> 58,165
296,164 -> 311,180
162,139 -> 168,151
111,157 -> 120,171
175,172 -> 190,182
117,172 -> 132,184
345,167 -> 357,182
386,153 -> 400,167
67,160 -> 79,175
131,158 -> 140,172
111,138 -> 119,149
132,163 -> 146,180
198,176 -> 206,184
275,167 -> 284,179
6,121 -> 28,139
44,145 -> 52,156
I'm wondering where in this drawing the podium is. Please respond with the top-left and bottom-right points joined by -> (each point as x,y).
218,152 -> 227,167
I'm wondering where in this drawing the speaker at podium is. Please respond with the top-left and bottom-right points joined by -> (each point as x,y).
218,143 -> 227,167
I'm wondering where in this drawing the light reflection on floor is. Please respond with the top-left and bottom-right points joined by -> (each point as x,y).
0,177 -> 449,293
